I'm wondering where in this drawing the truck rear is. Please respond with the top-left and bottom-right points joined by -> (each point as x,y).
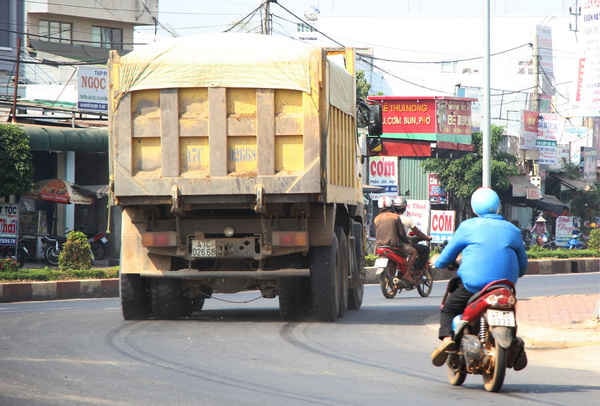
108,33 -> 364,321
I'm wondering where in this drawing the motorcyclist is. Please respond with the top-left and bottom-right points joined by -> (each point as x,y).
530,215 -> 549,246
392,196 -> 432,272
430,187 -> 528,367
373,196 -> 416,283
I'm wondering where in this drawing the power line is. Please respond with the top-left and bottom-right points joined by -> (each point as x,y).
359,43 -> 533,65
0,27 -> 147,46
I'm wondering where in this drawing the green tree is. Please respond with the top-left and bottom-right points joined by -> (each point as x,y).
421,125 -> 519,219
356,70 -> 371,100
0,124 -> 32,199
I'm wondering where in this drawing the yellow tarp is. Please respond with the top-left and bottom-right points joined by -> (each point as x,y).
115,33 -> 320,96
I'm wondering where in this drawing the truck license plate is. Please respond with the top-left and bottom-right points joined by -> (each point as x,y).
191,239 -> 217,257
486,309 -> 515,327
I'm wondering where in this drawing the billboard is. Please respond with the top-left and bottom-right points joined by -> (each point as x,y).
430,210 -> 455,243
77,66 -> 108,113
368,156 -> 398,199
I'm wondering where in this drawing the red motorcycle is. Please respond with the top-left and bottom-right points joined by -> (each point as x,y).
442,277 -> 527,392
374,245 -> 433,298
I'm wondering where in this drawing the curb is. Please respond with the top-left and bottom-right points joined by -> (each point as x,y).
0,258 -> 597,303
364,257 -> 600,284
0,279 -> 119,303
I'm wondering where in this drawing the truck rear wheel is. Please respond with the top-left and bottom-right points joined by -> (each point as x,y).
150,279 -> 190,319
120,273 -> 150,320
310,235 -> 340,322
278,276 -> 310,321
335,228 -> 349,319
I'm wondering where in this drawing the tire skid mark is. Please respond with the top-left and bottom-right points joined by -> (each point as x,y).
106,322 -> 338,406
280,323 -> 569,405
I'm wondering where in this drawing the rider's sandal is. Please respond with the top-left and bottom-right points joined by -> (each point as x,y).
431,337 -> 455,367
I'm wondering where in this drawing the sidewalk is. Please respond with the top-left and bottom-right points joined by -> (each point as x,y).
517,293 -> 600,349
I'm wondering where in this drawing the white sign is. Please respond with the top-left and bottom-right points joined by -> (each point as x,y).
0,204 -> 19,246
430,210 -> 455,243
406,200 -> 430,234
575,4 -> 600,115
555,216 -> 577,248
77,66 -> 108,113
368,156 -> 398,199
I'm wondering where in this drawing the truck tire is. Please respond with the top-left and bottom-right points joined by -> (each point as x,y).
309,235 -> 340,322
150,279 -> 190,319
347,222 -> 364,310
278,276 -> 310,321
335,228 -> 349,318
120,273 -> 150,320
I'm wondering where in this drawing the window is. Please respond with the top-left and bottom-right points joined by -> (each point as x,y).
91,26 -> 122,50
39,20 -> 72,43
297,23 -> 314,33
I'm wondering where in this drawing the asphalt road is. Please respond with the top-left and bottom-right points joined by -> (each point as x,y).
0,273 -> 598,406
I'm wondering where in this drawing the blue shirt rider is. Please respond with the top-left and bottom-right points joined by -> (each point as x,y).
430,187 -> 528,367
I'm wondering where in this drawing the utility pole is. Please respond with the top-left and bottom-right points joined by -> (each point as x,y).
262,0 -> 275,35
569,0 -> 581,34
482,0 -> 491,187
10,37 -> 21,124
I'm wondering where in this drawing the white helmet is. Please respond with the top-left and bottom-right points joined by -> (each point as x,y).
378,196 -> 393,209
392,196 -> 407,209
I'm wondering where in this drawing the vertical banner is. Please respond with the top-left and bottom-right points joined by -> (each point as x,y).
428,173 -> 447,204
555,216 -> 577,248
406,200 -> 430,234
0,204 -> 19,247
430,210 -> 455,243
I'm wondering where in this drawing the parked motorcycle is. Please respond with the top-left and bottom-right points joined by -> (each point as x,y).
442,277 -> 527,392
374,244 -> 434,298
41,235 -> 66,266
87,232 -> 109,260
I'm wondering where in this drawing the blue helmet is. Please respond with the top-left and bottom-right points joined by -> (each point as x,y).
470,187 -> 500,216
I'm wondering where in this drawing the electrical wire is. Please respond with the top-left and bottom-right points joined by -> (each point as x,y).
359,43 -> 533,65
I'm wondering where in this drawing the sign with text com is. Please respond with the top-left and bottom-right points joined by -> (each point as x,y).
430,210 -> 455,244
77,66 -> 108,113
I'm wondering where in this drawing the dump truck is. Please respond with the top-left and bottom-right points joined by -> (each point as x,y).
108,33 -> 365,321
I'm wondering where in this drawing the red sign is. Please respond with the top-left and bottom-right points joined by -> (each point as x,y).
381,100 -> 436,133
522,110 -> 539,133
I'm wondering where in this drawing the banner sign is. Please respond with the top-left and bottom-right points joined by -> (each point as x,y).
0,204 -> 19,246
406,200 -> 430,234
430,210 -> 455,243
428,173 -> 448,204
555,216 -> 578,247
381,99 -> 436,133
368,156 -> 398,199
77,66 -> 108,112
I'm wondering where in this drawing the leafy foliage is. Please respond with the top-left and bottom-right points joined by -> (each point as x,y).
0,257 -> 19,272
356,70 -> 371,100
421,125 -> 519,202
58,231 -> 93,270
526,247 -> 599,259
0,267 -> 119,282
588,228 -> 600,251
0,124 -> 33,199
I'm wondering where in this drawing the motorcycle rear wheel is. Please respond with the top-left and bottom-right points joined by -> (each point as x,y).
45,247 -> 60,266
416,267 -> 433,297
447,366 -> 467,386
482,339 -> 507,392
379,267 -> 398,299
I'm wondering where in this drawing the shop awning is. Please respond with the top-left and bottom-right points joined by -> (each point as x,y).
550,175 -> 592,191
528,194 -> 568,216
20,125 -> 108,153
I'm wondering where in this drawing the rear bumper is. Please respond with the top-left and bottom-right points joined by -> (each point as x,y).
138,268 -> 310,279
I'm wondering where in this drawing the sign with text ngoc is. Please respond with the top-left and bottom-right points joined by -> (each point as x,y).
430,210 -> 455,243
0,204 -> 19,247
77,66 -> 108,113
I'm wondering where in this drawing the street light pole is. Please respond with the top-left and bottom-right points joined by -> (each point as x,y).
482,0 -> 491,188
